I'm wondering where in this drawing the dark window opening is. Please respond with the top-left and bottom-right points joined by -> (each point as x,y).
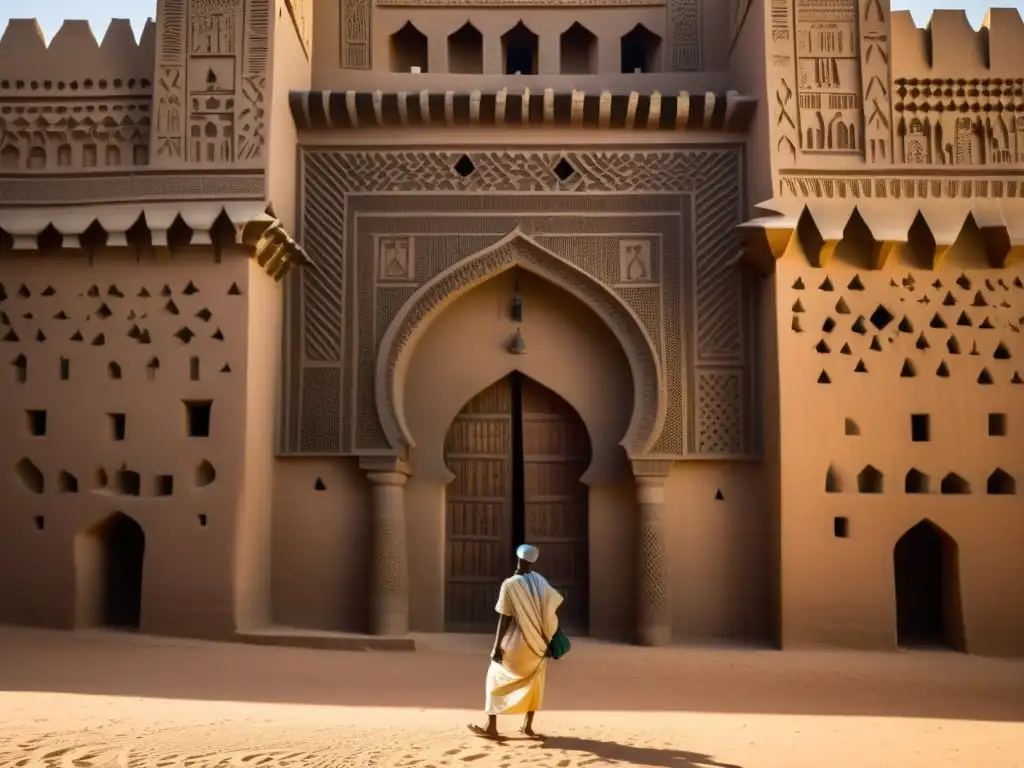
390,22 -> 428,73
26,409 -> 46,436
448,23 -> 483,74
185,400 -> 213,437
911,414 -> 930,442
620,24 -> 661,73
108,413 -> 126,441
502,22 -> 538,75
559,22 -> 597,75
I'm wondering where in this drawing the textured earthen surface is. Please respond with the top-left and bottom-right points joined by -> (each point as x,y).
0,628 -> 1023,767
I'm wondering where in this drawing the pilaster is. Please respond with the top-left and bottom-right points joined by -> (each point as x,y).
360,456 -> 411,636
631,458 -> 673,647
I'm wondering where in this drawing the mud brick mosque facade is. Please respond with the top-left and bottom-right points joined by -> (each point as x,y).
0,0 -> 1023,655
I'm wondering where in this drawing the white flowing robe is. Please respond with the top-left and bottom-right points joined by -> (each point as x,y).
484,572 -> 563,715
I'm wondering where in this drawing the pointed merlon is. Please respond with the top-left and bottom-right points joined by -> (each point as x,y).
49,20 -> 101,54
0,19 -> 47,57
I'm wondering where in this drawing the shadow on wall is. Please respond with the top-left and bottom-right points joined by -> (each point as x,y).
0,627 -> 1023,721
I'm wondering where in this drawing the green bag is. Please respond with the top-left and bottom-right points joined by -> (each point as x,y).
547,627 -> 571,660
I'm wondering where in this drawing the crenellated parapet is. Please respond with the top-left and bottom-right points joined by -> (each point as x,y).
891,10 -> 1024,169
0,19 -> 155,173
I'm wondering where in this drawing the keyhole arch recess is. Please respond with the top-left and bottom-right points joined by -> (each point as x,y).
374,230 -> 665,471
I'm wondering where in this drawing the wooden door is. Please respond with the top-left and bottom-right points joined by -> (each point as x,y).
444,379 -> 513,631
520,378 -> 591,633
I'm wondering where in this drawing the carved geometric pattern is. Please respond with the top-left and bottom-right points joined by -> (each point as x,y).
637,519 -> 669,623
893,79 -> 1024,168
372,517 -> 407,597
290,148 -> 751,461
694,150 -> 744,362
299,367 -> 341,453
341,0 -> 371,68
300,150 -> 706,194
696,371 -> 744,455
149,0 -> 268,167
0,173 -> 265,206
300,154 -> 346,361
779,175 -> 1024,200
669,0 -> 701,71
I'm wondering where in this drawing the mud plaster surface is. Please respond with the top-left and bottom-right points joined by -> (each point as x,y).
0,627 -> 1022,767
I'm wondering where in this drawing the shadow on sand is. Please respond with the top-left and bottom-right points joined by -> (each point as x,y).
539,736 -> 744,767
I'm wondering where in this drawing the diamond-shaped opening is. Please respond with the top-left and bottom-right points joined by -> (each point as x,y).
869,305 -> 894,330
454,155 -> 476,178
553,157 -> 577,181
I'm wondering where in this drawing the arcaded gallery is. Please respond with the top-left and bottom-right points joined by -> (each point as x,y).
0,0 -> 1022,656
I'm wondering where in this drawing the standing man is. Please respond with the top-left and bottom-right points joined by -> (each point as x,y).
468,544 -> 563,740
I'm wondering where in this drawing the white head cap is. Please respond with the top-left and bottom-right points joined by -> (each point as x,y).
516,544 -> 539,563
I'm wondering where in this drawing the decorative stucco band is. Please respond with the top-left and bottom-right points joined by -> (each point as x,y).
374,230 -> 665,458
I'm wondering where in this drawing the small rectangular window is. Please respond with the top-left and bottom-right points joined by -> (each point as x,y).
911,414 -> 930,442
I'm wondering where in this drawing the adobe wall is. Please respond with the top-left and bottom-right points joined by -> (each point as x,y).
774,237 -> 1024,656
0,248 -> 255,638
315,0 -> 727,92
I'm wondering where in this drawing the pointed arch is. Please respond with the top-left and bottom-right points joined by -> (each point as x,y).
375,230 -> 664,457
892,518 -> 964,650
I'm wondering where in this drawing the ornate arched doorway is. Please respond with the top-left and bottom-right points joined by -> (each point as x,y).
444,372 -> 591,633
893,520 -> 964,650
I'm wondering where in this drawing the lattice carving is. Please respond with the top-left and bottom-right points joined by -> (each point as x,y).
636,517 -> 669,624
291,148 -> 752,460
299,366 -> 341,452
696,371 -> 744,454
372,517 -> 407,597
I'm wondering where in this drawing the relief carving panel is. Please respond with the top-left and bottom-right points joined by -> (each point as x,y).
669,0 -> 702,71
340,0 -> 372,69
289,149 -> 758,460
769,0 -> 894,166
895,80 -> 1024,167
151,0 -> 268,166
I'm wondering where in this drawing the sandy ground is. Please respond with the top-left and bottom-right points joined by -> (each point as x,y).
0,628 -> 1023,767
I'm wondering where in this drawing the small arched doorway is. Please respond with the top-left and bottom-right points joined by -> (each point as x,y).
893,520 -> 964,650
444,372 -> 591,633
76,512 -> 146,629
